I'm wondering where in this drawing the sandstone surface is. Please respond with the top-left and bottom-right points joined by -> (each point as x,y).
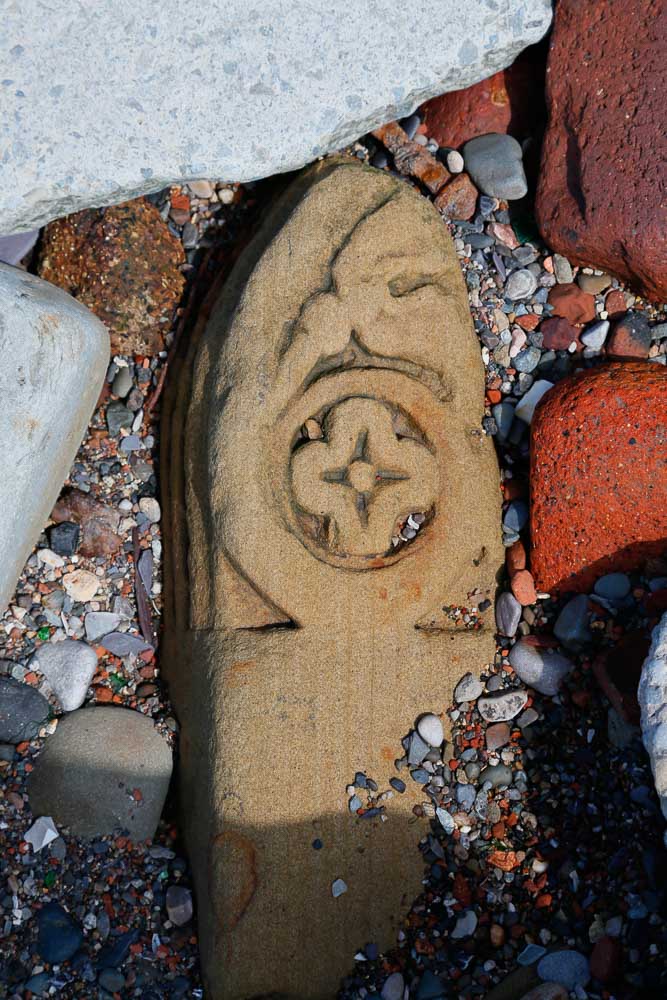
530,362 -> 667,595
535,0 -> 667,302
161,158 -> 503,998
0,264 -> 109,613
1,1 -> 552,233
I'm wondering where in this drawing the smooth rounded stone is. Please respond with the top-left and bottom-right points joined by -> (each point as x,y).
456,783 -> 476,810
463,133 -> 528,200
503,500 -> 528,534
451,909 -> 478,939
166,885 -> 193,926
0,4 -> 552,233
106,400 -> 133,436
0,265 -> 109,614
0,677 -> 50,743
27,707 -> 172,841
594,572 -> 631,601
505,268 -> 538,301
99,632 -> 153,657
84,612 -> 122,642
98,969 -> 126,992
454,672 -> 484,703
479,762 -> 513,788
478,689 -> 528,722
513,345 -> 541,373
638,613 -> 667,819
486,722 -> 511,750
29,639 -> 98,712
112,366 -> 133,398
492,401 -> 515,442
514,380 -> 554,424
537,951 -> 590,991
381,972 -> 405,1000
509,640 -> 573,696
24,973 -> 50,997
552,254 -> 573,284
580,320 -> 609,351
36,902 -> 83,964
417,713 -> 444,747
496,591 -> 522,637
520,985 -> 567,1000
446,150 -> 464,174
553,595 -> 591,650
139,497 -> 161,523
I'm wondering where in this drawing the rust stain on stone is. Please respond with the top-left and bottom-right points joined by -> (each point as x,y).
210,831 -> 258,932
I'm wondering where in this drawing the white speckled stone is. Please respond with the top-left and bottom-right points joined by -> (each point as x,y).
1,1 -> 552,233
638,612 -> 667,819
0,264 -> 109,612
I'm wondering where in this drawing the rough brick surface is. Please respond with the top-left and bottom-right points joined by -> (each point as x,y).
535,0 -> 667,302
530,362 -> 667,594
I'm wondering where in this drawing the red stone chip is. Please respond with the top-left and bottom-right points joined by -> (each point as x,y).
530,361 -> 667,594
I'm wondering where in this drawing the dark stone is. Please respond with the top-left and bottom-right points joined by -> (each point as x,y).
36,902 -> 83,964
0,677 -> 50,743
97,927 -> 140,969
607,311 -> 652,359
48,522 -> 80,557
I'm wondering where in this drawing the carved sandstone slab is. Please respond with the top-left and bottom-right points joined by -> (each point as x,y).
162,159 -> 503,998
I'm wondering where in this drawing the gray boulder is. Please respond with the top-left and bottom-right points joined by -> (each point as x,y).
27,707 -> 172,841
1,1 -> 552,232
0,264 -> 108,612
638,613 -> 667,819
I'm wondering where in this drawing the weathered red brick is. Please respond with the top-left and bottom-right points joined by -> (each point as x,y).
535,0 -> 667,302
433,173 -> 478,221
530,362 -> 667,594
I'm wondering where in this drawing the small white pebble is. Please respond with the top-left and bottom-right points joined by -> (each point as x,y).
331,878 -> 347,898
446,150 -> 464,173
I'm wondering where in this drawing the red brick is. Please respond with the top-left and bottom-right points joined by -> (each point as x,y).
535,0 -> 667,302
530,362 -> 667,593
433,173 -> 478,221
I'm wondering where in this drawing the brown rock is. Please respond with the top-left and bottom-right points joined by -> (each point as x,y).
535,0 -> 667,302
511,570 -> 537,606
547,284 -> 596,325
38,198 -> 186,355
434,173 -> 478,221
486,722 -> 511,751
590,934 -> 623,985
531,362 -> 667,594
161,158 -> 503,998
604,289 -> 628,320
606,311 -> 651,359
490,923 -> 505,947
51,489 -> 122,558
372,121 -> 450,194
540,316 -> 580,351
577,273 -> 611,295
506,539 -> 527,575
421,49 -> 546,149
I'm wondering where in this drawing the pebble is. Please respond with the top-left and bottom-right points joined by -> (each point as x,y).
479,763 -> 513,788
111,366 -> 133,398
553,595 -> 591,649
24,815 -> 59,852
48,521 -> 80,557
99,632 -> 153,657
139,496 -> 161,523
188,179 -> 215,199
505,268 -> 537,301
98,969 -> 126,992
24,973 -> 50,996
486,722 -> 511,750
84,611 -> 122,642
30,638 -> 98,711
492,401 -> 515,442
62,569 -> 99,602
503,500 -> 528,534
580,319 -> 609,350
537,951 -> 590,990
478,689 -> 528,722
577,272 -> 611,295
36,901 -> 84,963
106,399 -> 133,436
496,591 -> 522,637
463,133 -> 527,200
510,570 -> 537,606
331,878 -> 347,898
514,380 -> 554,424
553,254 -> 573,284
451,909 -> 478,939
166,885 -> 193,926
508,640 -> 573,696
594,572 -> 631,601
381,972 -> 405,1000
0,676 -> 51,743
513,345 -> 541,373
454,672 -> 484,703
446,150 -> 464,173
417,713 -> 444,747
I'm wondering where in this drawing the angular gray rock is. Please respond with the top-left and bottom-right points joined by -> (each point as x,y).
27,707 -> 172,841
0,676 -> 51,743
1,2 -> 552,233
509,640 -> 573,696
638,612 -> 667,819
29,639 -> 98,712
0,265 -> 109,612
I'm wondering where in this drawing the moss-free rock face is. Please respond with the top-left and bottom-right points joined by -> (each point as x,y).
0,264 -> 109,614
530,362 -> 667,595
161,159 -> 502,998
535,0 -> 667,302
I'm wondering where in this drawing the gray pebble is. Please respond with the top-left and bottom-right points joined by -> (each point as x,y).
111,367 -> 133,398
594,572 -> 631,601
580,320 -> 609,350
553,595 -> 591,650
30,639 -> 98,712
454,672 -> 484,703
456,783 -> 476,810
503,500 -> 528,534
505,268 -> 537,301
513,346 -> 541,373
106,400 -> 133,436
0,676 -> 51,743
496,591 -> 522,638
463,133 -> 527,200
477,689 -> 528,722
553,254 -> 573,284
537,950 -> 590,990
479,763 -> 513,788
492,401 -> 515,442
508,640 -> 573,696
